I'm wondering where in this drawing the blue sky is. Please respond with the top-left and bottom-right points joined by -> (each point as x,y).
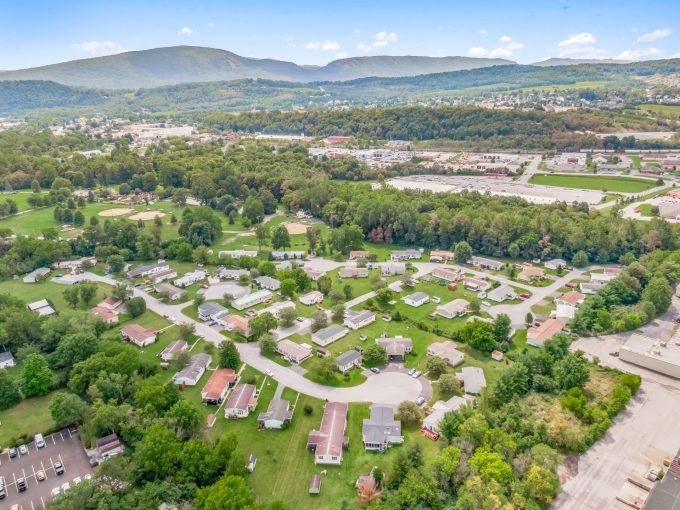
1,0 -> 679,69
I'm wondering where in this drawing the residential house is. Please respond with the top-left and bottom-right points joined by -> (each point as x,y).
276,339 -> 312,364
527,319 -> 565,347
0,351 -> 15,369
174,269 -> 208,288
149,268 -> 178,284
432,267 -> 460,282
271,251 -> 305,260
344,310 -> 376,330
300,290 -> 324,306
121,324 -> 157,348
349,250 -> 371,260
198,302 -> 229,322
381,262 -> 406,276
404,292 -> 429,307
276,260 -> 293,271
591,271 -> 618,284
127,261 -> 169,279
159,340 -> 188,361
391,249 -> 422,261
544,258 -> 567,270
27,299 -> 56,317
555,291 -> 585,319
427,341 -> 465,367
580,281 -> 604,295
254,276 -> 281,291
336,350 -> 362,372
258,300 -> 295,319
219,250 -> 258,259
258,399 -> 293,429
95,433 -> 124,459
376,337 -> 413,361
231,290 -> 273,310
303,267 -> 325,280
339,267 -> 369,279
312,324 -> 349,347
154,283 -> 185,301
487,285 -> 517,303
307,402 -> 349,465
469,256 -> 504,271
217,268 -> 249,280
456,366 -> 487,394
429,250 -> 455,262
362,406 -> 403,452
518,266 -> 545,282
423,396 -> 471,433
173,354 -> 211,386
222,314 -> 252,337
53,256 -> 96,271
89,306 -> 119,324
435,299 -> 469,319
23,267 -> 50,283
201,368 -> 237,405
224,384 -> 258,418
98,297 -> 122,311
463,277 -> 491,292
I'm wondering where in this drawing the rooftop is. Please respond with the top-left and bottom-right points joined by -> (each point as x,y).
202,368 -> 237,400
308,402 -> 348,457
362,406 -> 402,444
258,398 -> 293,423
121,324 -> 156,342
225,384 -> 257,411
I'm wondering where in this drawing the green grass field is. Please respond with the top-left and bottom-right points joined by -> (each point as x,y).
0,191 -> 48,211
529,174 -> 657,193
638,104 -> 680,117
0,392 -> 60,446
0,278 -> 113,312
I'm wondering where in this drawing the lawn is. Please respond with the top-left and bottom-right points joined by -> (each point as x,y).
0,278 -> 113,312
528,174 -> 657,193
0,392 -> 60,447
638,104 -> 680,117
304,360 -> 367,387
636,203 -> 657,217
0,191 -> 48,211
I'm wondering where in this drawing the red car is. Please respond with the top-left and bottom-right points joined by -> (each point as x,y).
519,293 -> 530,300
564,283 -> 574,288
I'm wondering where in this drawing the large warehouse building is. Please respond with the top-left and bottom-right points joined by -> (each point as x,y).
620,333 -> 680,379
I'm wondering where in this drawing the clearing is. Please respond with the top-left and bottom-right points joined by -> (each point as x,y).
529,174 -> 657,193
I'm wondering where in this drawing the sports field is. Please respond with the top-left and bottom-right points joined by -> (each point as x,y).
529,174 -> 657,193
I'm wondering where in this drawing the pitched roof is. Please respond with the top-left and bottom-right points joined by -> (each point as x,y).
308,402 -> 348,457
527,319 -> 565,345
121,324 -> 156,342
558,291 -> 585,305
362,406 -> 402,444
336,350 -> 361,365
89,306 -> 118,320
258,398 -> 292,423
225,384 -> 256,411
376,337 -> 412,356
202,368 -> 237,400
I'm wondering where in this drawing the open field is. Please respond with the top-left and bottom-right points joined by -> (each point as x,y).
529,174 -> 657,193
0,191 -> 48,211
0,277 -> 112,312
0,392 -> 59,446
638,104 -> 680,117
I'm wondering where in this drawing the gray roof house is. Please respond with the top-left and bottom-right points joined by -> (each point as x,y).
456,366 -> 487,394
336,350 -> 362,372
173,354 -> 211,386
23,267 -> 50,283
312,324 -> 349,347
376,337 -> 412,361
198,302 -> 229,322
487,285 -> 517,303
362,406 -> 403,452
258,399 -> 293,429
255,276 -> 281,291
127,261 -> 169,278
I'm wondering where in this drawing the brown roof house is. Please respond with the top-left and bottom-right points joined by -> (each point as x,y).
121,324 -> 157,348
201,368 -> 237,405
224,384 -> 258,419
307,402 -> 349,465
89,306 -> 119,324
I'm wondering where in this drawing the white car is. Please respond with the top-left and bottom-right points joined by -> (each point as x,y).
412,371 -> 422,378
359,335 -> 367,341
407,368 -> 416,376
51,487 -> 61,498
73,476 -> 82,485
264,368 -> 274,377
432,296 -> 441,304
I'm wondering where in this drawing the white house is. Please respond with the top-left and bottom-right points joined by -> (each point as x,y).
255,276 -> 281,291
435,299 -> 469,319
381,262 -> 406,276
225,384 -> 258,419
456,367 -> 487,394
300,290 -> 324,306
174,269 -> 208,288
487,285 -> 517,303
174,354 -> 211,386
544,258 -> 567,270
23,267 -> 50,283
336,350 -> 362,372
231,290 -> 273,310
344,310 -> 376,330
391,249 -> 422,261
404,292 -> 429,307
277,340 -> 312,364
271,251 -> 305,260
27,299 -> 56,317
422,396 -> 471,433
312,324 -> 349,347
0,352 -> 15,369
219,250 -> 258,259
258,399 -> 293,429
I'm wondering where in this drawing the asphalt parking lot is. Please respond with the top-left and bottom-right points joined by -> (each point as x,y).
0,429 -> 93,509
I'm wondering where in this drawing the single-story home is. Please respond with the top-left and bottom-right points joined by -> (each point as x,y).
127,261 -> 169,279
349,250 -> 371,260
258,398 -> 293,429
27,299 -> 56,317
344,310 -> 376,330
149,268 -> 178,284
362,406 -> 403,452
463,277 -> 492,292
300,290 -> 324,306
518,266 -> 545,282
174,353 -> 211,386
121,324 -> 157,348
336,350 -> 362,372
376,337 -> 413,361
427,341 -> 465,367
89,306 -> 119,324
435,299 -> 469,319
222,314 -> 252,337
217,268 -> 250,280
469,256 -> 503,271
271,251 -> 305,260
95,433 -> 124,459
198,302 -> 229,322
255,276 -> 281,291
423,396 -> 471,433
456,366 -> 487,394
219,250 -> 258,259
404,292 -> 429,308
0,351 -> 15,369
159,340 -> 188,361
307,402 -> 349,465
381,262 -> 406,276
429,250 -> 455,262
555,291 -> 586,319
487,285 -> 517,303
154,283 -> 186,301
591,272 -> 618,284
98,297 -> 122,311
338,267 -> 369,279
580,281 -> 605,295
231,290 -> 273,311
303,267 -> 325,280
391,249 -> 422,261
432,267 -> 459,282
527,319 -> 565,347
23,267 -> 50,283
277,339 -> 312,364
312,324 -> 349,347
201,368 -> 237,405
225,384 -> 258,419
174,269 -> 208,288
544,258 -> 567,270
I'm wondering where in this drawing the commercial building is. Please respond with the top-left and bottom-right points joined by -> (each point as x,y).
27,299 -> 56,317
456,367 -> 487,394
174,354 -> 211,386
404,292 -> 429,307
307,402 -> 349,465
231,290 -> 273,310
641,448 -> 680,510
620,333 -> 680,379
225,384 -> 258,419
258,399 -> 293,429
336,350 -> 362,372
198,302 -> 229,322
427,341 -> 465,367
435,299 -> 469,319
277,339 -> 312,364
344,310 -> 376,330
487,285 -> 516,303
174,269 -> 208,288
154,283 -> 186,301
255,276 -> 281,291
201,368 -> 237,404
312,324 -> 349,347
300,290 -> 324,306
376,337 -> 413,361
362,406 -> 403,452
527,319 -> 565,347
121,324 -> 157,348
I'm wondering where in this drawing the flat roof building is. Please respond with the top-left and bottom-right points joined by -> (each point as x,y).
620,333 -> 680,379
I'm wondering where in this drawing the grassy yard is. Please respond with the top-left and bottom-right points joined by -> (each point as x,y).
528,174 -> 657,193
0,392 -> 60,447
0,278 -> 113,312
0,191 -> 48,211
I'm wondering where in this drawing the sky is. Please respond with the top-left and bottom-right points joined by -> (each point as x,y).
1,0 -> 679,70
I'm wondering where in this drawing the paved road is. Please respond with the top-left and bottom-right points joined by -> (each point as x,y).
518,154 -> 541,184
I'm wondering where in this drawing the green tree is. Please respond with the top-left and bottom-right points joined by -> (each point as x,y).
375,287 -> 393,307
311,310 -> 328,332
133,424 -> 182,481
572,250 -> 589,268
22,354 -> 52,397
50,392 -> 90,427
454,241 -> 473,264
280,278 -> 297,297
195,475 -> 257,510
432,445 -> 461,490
469,448 -> 513,485
242,196 -> 264,224
259,334 -> 277,355
314,356 -> 339,380
331,304 -> 345,323
398,400 -> 422,424
642,276 -> 673,315
493,313 -> 511,342
363,344 -> 387,366
343,283 -> 353,300
111,282 -> 132,301
439,374 -> 460,396
126,296 -> 146,317
458,320 -> 497,352
317,275 -> 332,296
554,351 -> 590,390
63,286 -> 80,308
79,281 -> 98,305
249,312 -> 277,339
0,371 -> 21,410
255,224 -> 269,250
426,355 -> 449,378
278,307 -> 298,328
526,464 -> 560,505
165,399 -> 204,440
271,225 -> 291,249
218,340 -> 241,370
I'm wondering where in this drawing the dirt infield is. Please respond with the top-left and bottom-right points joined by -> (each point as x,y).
129,211 -> 166,221
98,208 -> 133,217
283,221 -> 310,234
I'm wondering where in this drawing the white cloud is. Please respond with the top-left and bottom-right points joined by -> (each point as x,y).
207,22 -> 215,28
335,51 -> 349,59
353,28 -> 360,34
616,47 -> 666,60
557,32 -> 608,58
71,40 -> 129,56
357,30 -> 398,51
479,28 -> 488,35
467,46 -> 488,57
304,40 -> 341,51
499,35 -> 513,43
637,28 -> 672,42
178,27 -> 197,36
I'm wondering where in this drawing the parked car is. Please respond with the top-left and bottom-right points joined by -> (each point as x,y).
264,368 -> 274,377
54,460 -> 65,475
370,367 -> 380,374
296,317 -> 304,323
519,293 -> 530,299
8,448 -> 17,458
564,282 -> 574,288
0,476 -> 6,499
17,477 -> 27,492
36,470 -> 46,482
415,396 -> 426,406
407,368 -> 416,376
35,433 -> 46,448
18,444 -> 28,455
73,477 -> 82,485
412,371 -> 422,378
437,280 -> 446,286
51,487 -> 61,498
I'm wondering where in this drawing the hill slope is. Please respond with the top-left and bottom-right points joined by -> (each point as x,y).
0,46 -> 515,89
